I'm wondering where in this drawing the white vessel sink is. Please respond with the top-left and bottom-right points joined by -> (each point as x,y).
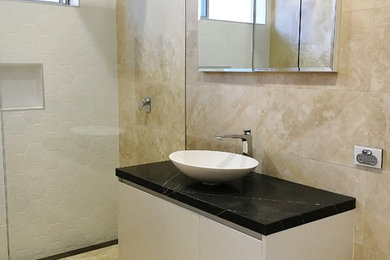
169,150 -> 259,184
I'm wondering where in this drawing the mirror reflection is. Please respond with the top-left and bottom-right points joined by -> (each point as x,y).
198,0 -> 339,72
254,0 -> 300,71
197,0 -> 254,71
299,0 -> 337,71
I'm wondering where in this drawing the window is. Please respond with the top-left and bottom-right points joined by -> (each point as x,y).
27,0 -> 79,7
208,0 -> 253,24
256,0 -> 266,25
199,0 -> 266,25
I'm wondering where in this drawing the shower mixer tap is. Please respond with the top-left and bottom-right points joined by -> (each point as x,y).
138,97 -> 151,113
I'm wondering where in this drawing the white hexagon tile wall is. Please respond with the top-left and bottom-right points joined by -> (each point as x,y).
0,0 -> 119,259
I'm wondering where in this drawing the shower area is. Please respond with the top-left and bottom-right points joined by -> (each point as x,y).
0,0 -> 185,259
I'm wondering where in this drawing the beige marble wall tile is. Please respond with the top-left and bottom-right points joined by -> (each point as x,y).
255,72 -> 338,90
336,10 -> 376,91
354,244 -> 389,260
256,88 -> 389,171
364,247 -> 389,260
185,0 -> 390,258
371,7 -> 390,92
351,0 -> 375,10
376,0 -> 390,8
117,0 -> 185,166
353,244 -> 365,260
186,82 -> 259,160
342,0 -> 353,12
342,0 -> 376,12
363,173 -> 390,256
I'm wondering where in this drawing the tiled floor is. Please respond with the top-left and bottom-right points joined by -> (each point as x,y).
60,245 -> 118,260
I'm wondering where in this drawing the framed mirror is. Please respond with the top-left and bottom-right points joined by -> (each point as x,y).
198,0 -> 340,72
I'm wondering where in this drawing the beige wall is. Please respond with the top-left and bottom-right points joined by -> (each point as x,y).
0,0 -> 119,259
186,0 -> 390,259
116,0 -> 185,166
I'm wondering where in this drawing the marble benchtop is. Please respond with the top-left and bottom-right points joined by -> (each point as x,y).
116,161 -> 355,236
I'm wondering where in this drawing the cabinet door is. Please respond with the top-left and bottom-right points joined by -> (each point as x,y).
154,198 -> 199,260
118,183 -> 199,260
263,211 -> 354,260
200,216 -> 262,260
118,183 -> 155,260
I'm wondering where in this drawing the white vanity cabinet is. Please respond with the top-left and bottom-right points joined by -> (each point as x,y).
200,216 -> 262,260
118,183 -> 199,260
118,182 -> 354,260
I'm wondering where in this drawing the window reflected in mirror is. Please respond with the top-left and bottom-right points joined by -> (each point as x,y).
26,0 -> 79,6
256,0 -> 267,25
208,0 -> 253,23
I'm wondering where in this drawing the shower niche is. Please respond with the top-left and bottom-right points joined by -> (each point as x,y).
0,63 -> 45,111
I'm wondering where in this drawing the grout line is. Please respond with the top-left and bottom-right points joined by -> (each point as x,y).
255,85 -> 388,94
189,80 -> 388,95
191,81 -> 387,95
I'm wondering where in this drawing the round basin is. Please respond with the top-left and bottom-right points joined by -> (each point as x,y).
169,150 -> 259,184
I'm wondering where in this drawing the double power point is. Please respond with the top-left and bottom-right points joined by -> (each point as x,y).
354,145 -> 383,169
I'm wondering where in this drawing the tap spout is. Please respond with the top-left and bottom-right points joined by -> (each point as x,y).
216,129 -> 252,157
216,134 -> 246,140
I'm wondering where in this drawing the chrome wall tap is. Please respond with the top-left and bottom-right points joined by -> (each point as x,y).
216,129 -> 252,157
138,97 -> 151,113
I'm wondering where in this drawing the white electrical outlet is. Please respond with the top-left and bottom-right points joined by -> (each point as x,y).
354,145 -> 383,169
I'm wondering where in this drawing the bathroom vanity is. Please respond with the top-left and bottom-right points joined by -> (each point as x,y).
116,161 -> 355,260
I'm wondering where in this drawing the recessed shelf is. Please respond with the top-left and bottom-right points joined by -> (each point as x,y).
0,63 -> 45,111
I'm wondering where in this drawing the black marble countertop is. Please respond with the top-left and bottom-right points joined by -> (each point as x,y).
116,161 -> 355,236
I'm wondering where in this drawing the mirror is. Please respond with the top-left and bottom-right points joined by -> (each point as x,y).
254,0 -> 300,71
197,0 -> 254,72
198,0 -> 340,72
299,0 -> 338,71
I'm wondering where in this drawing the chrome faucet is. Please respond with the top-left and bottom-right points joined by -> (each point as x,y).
216,129 -> 253,157
138,97 -> 151,113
